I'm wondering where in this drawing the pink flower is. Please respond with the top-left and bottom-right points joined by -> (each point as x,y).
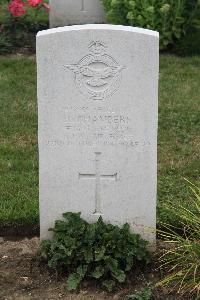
27,0 -> 42,7
8,0 -> 26,17
43,2 -> 50,12
8,0 -> 50,16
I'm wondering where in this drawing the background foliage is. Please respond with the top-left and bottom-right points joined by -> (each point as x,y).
0,0 -> 48,54
102,0 -> 200,50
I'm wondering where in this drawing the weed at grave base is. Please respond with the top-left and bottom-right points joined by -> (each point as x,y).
127,285 -> 154,300
38,212 -> 151,292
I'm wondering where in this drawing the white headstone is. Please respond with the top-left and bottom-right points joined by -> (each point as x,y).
37,25 -> 159,243
49,0 -> 105,28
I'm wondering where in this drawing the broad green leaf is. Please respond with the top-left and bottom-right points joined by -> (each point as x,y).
106,257 -> 118,272
91,266 -> 105,279
63,212 -> 81,221
95,246 -> 106,261
77,265 -> 88,277
106,257 -> 126,283
67,273 -> 81,291
48,253 -> 65,268
84,248 -> 93,263
125,256 -> 133,271
112,269 -> 126,283
102,279 -> 115,292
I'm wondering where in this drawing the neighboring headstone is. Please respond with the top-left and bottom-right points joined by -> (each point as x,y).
37,24 -> 159,242
49,0 -> 105,28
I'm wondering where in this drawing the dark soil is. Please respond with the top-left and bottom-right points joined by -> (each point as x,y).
0,237 -> 192,300
0,223 -> 39,238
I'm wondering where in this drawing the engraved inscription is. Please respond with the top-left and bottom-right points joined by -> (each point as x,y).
65,41 -> 125,100
79,152 -> 117,214
64,105 -> 133,147
44,106 -> 152,148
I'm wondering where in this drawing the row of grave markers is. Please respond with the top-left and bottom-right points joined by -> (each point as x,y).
37,2 -> 159,244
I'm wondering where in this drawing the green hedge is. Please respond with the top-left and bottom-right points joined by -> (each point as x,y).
102,0 -> 200,49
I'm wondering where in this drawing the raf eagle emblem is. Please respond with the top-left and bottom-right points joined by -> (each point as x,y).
64,41 -> 125,100
66,64 -> 125,88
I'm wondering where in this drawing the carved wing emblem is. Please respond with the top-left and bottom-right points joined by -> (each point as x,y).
64,41 -> 125,100
65,64 -> 124,88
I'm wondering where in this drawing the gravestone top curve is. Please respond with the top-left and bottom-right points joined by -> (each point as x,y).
37,24 -> 159,38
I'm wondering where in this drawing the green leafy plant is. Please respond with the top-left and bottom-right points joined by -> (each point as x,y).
102,0 -> 200,49
0,0 -> 48,53
39,212 -> 151,291
127,286 -> 154,299
157,181 -> 200,297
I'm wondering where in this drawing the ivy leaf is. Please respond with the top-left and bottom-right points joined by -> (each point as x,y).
91,266 -> 105,279
67,273 -> 82,291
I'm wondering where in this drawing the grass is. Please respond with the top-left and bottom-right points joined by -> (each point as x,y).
0,56 -> 38,225
158,55 -> 200,224
0,55 -> 199,228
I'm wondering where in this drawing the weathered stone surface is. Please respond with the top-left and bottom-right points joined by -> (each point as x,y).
37,25 -> 159,242
49,0 -> 105,28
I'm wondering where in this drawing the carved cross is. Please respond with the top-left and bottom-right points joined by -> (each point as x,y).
79,152 -> 117,214
81,0 -> 86,11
